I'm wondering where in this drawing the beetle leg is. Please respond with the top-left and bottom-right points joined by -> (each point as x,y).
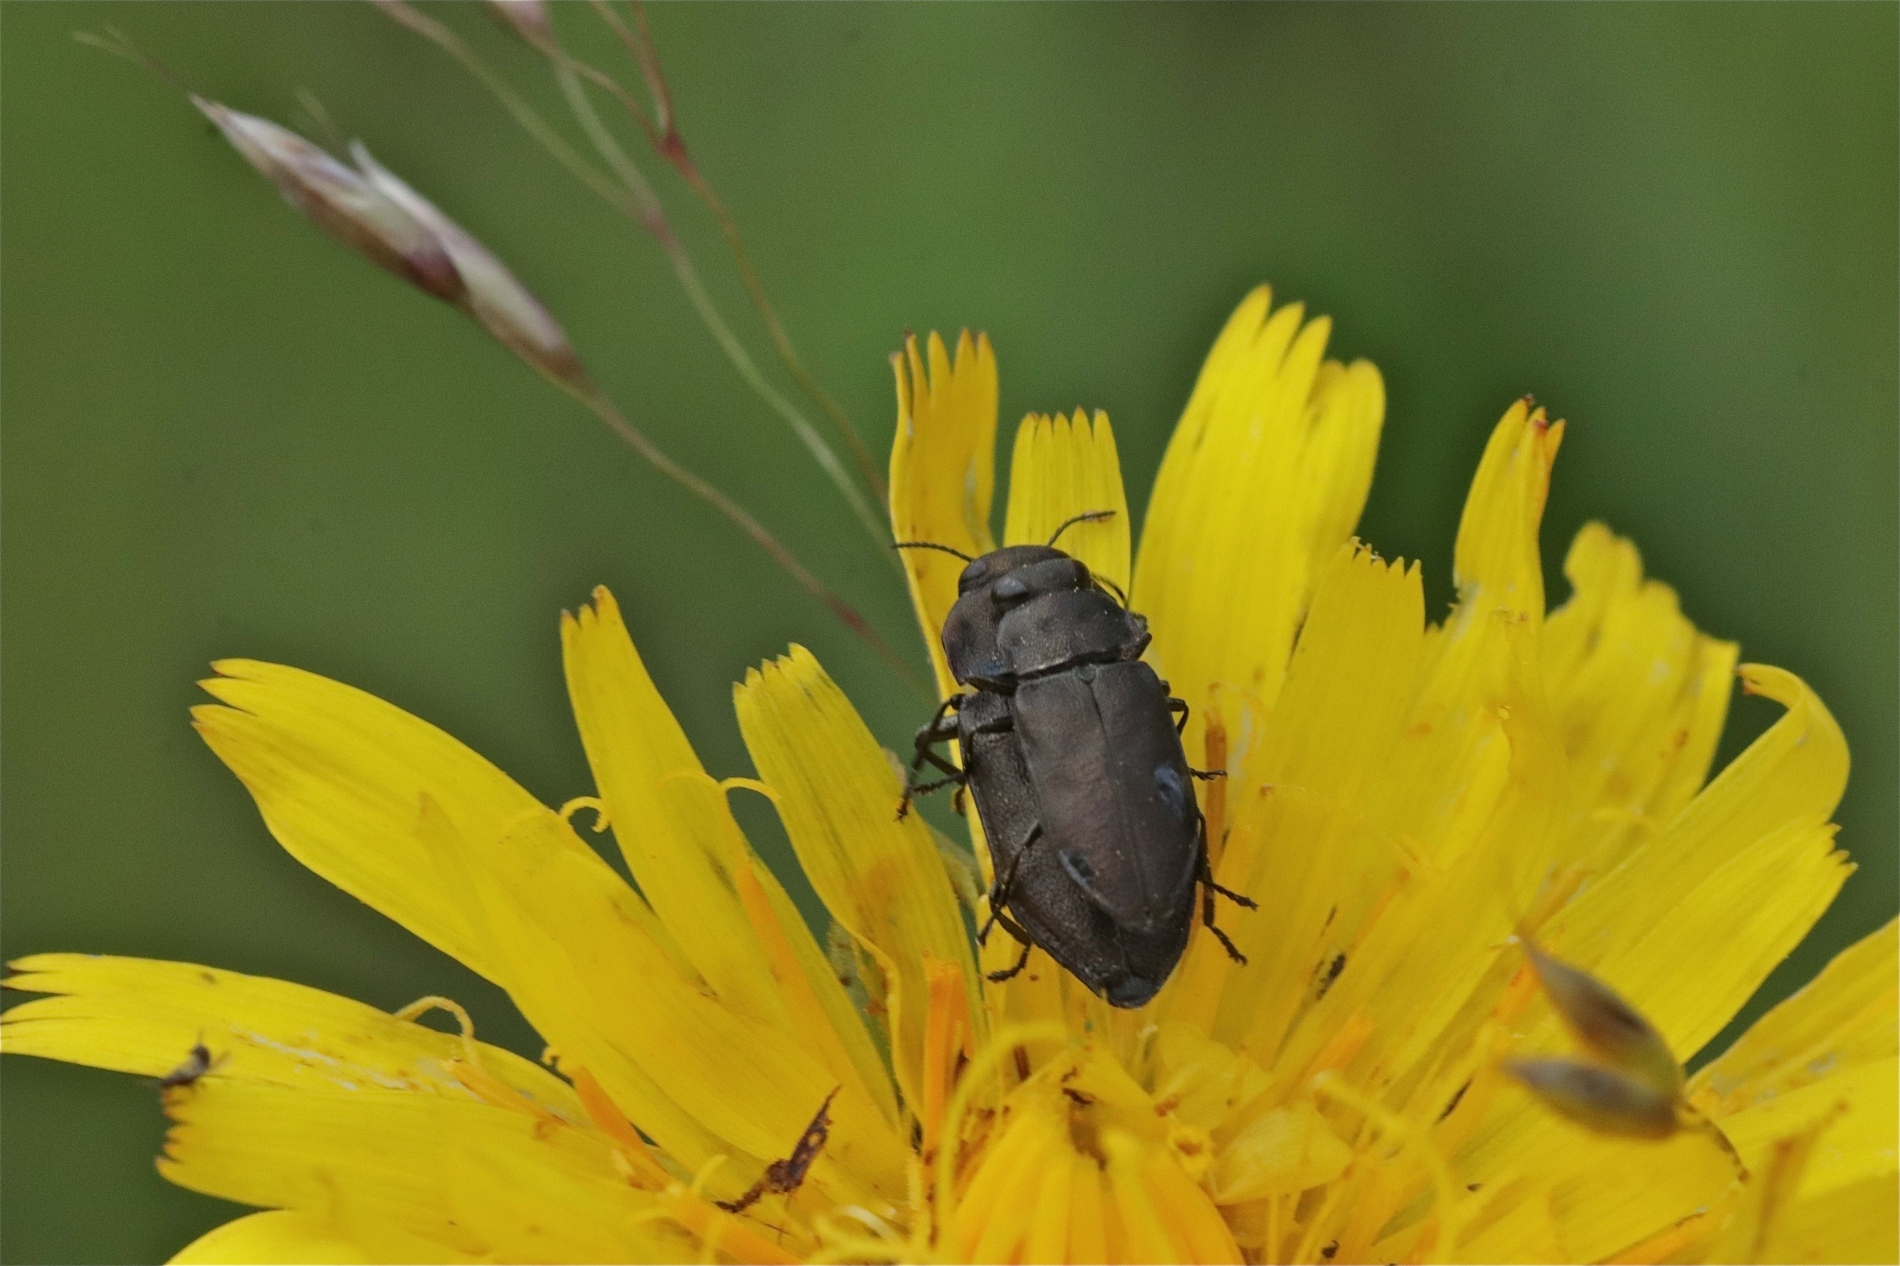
908,696 -> 964,775
1171,692 -> 1233,777
977,823 -> 1042,946
978,825 -> 1040,983
897,767 -> 965,820
986,937 -> 1034,984
898,697 -> 967,819
1195,811 -> 1256,965
898,765 -> 966,820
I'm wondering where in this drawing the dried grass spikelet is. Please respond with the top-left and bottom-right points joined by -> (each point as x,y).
196,92 -> 589,394
1504,938 -> 1692,1141
350,142 -> 589,392
485,0 -> 553,47
192,97 -> 462,303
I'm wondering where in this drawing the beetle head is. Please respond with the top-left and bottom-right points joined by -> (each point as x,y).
942,546 -> 1101,686
955,544 -> 1073,594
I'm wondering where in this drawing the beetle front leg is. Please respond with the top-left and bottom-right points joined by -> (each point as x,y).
897,696 -> 967,820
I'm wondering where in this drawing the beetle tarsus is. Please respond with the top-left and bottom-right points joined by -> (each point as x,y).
1206,917 -> 1249,965
986,939 -> 1033,983
897,772 -> 965,820
1188,767 -> 1226,781
1209,877 -> 1258,910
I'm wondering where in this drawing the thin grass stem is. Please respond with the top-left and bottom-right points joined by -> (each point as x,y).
588,0 -> 887,503
567,382 -> 930,700
548,59 -> 895,559
376,0 -> 895,564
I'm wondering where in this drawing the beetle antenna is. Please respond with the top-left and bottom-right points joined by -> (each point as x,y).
1046,510 -> 1115,548
893,540 -> 975,562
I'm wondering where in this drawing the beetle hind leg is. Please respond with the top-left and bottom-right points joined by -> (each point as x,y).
979,882 -> 1038,984
1195,812 -> 1256,964
986,937 -> 1034,984
979,823 -> 1043,985
976,824 -> 1042,947
981,894 -> 1038,983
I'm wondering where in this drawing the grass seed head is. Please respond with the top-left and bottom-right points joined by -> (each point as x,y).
194,97 -> 463,302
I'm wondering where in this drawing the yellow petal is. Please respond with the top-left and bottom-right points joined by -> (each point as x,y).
413,797 -> 902,1206
1102,1129 -> 1178,1264
1460,668 -> 1854,1236
1169,543 -> 1424,1050
1752,1172 -> 1900,1265
1001,409 -> 1131,595
193,660 -> 554,982
1707,1104 -> 1846,1264
1453,397 -> 1565,618
1718,1056 -> 1897,1202
1065,1147 -> 1109,1264
159,1080 -> 693,1264
169,1211 -> 406,1265
0,954 -> 577,1117
1351,402 -> 1568,888
1542,523 -> 1740,874
1020,1134 -> 1078,1263
405,793 -> 735,1188
1132,286 -> 1385,759
1266,608 -> 1560,1094
1544,1129 -> 1740,1264
959,1097 -> 1064,1262
561,587 -> 788,1029
1456,1125 -> 1737,1265
1544,664 -> 1852,1059
1692,918 -> 1897,1116
721,803 -> 903,1129
1142,1137 -> 1244,1265
1213,1099 -> 1353,1203
890,330 -> 999,699
733,646 -> 982,1121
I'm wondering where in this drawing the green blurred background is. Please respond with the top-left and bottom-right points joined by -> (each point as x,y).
2,3 -> 1893,1260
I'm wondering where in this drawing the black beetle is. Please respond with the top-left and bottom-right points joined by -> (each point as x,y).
897,512 -> 1254,1008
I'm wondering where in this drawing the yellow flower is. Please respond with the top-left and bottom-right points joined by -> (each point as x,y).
4,285 -> 1894,1264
